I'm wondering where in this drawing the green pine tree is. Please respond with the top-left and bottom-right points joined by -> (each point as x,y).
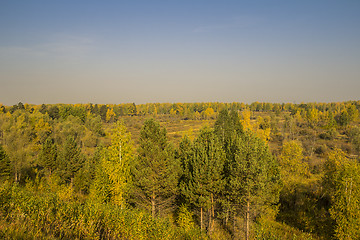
177,135 -> 193,185
214,109 -> 244,226
180,127 -> 225,232
214,109 -> 280,239
228,131 -> 280,240
90,147 -> 113,203
58,137 -> 84,184
131,119 -> 180,217
214,108 -> 244,180
214,109 -> 243,149
38,138 -> 57,174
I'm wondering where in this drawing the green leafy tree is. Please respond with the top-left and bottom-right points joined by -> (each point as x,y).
276,141 -> 326,235
32,112 -> 52,145
58,104 -> 73,119
306,108 -> 319,127
39,104 -> 47,114
47,105 -> 59,119
105,108 -> 116,123
85,115 -> 105,137
2,110 -> 35,182
177,204 -> 195,232
0,145 -> 11,180
99,105 -> 108,121
92,121 -> 134,207
336,110 -> 350,127
347,104 -> 359,122
180,128 -> 225,231
17,102 -> 25,110
324,148 -> 360,240
0,104 -> 5,113
348,126 -> 360,156
325,110 -> 337,128
128,103 -> 137,116
278,140 -> 308,182
53,115 -> 85,146
131,119 -> 180,217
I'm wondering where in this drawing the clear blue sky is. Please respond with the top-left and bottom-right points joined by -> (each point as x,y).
1,0 -> 359,105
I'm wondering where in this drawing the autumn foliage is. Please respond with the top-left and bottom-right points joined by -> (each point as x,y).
0,100 -> 359,239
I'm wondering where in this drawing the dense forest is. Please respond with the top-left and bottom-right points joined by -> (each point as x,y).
0,101 -> 360,239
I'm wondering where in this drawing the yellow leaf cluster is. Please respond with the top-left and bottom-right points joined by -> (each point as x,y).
240,109 -> 252,131
279,140 -> 309,185
102,121 -> 134,207
106,108 -> 116,123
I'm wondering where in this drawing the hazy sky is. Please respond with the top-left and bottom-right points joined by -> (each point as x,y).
1,1 -> 360,105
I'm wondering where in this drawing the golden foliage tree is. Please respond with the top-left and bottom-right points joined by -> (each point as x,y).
92,121 -> 133,207
278,140 -> 309,183
324,148 -> 360,240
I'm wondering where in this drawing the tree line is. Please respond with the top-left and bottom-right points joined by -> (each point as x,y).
2,100 -> 359,123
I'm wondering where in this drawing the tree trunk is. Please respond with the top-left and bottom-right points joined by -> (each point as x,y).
208,208 -> 212,232
211,193 -> 215,230
225,208 -> 229,225
201,207 -> 203,231
151,192 -> 156,218
246,198 -> 250,240
14,171 -> 21,183
233,212 -> 236,238
225,196 -> 229,225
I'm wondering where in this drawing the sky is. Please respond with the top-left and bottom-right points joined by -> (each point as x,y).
1,0 -> 360,105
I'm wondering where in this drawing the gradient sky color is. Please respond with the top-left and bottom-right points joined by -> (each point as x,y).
1,0 -> 360,105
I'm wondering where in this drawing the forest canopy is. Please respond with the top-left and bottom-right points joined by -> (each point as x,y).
0,100 -> 360,239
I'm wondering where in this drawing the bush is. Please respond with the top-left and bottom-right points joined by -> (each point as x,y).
255,219 -> 315,240
319,128 -> 338,140
314,145 -> 327,155
0,182 -> 208,240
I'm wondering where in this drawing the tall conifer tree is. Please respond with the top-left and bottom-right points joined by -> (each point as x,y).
214,109 -> 244,225
38,138 -> 57,174
214,109 -> 280,239
131,119 -> 180,217
228,131 -> 280,240
180,128 -> 225,231
59,137 -> 84,183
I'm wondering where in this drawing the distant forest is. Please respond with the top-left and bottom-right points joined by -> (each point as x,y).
0,101 -> 360,239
